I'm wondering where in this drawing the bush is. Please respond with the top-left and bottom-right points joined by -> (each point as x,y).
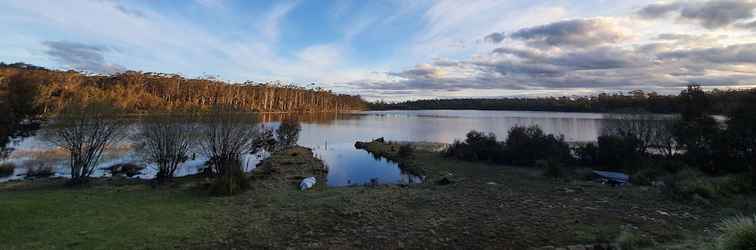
25,162 -> 54,178
209,159 -> 249,196
656,159 -> 687,174
444,127 -> 573,167
0,162 -> 15,177
596,135 -> 644,171
717,215 -> 756,250
106,163 -> 144,178
574,143 -> 598,166
540,159 -> 564,179
616,229 -> 651,250
398,144 -> 414,159
503,125 -> 572,166
443,131 -> 502,162
631,168 -> 665,186
663,169 -> 718,200
714,174 -> 752,196
276,118 -> 301,150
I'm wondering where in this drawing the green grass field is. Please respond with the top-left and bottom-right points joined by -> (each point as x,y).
0,181 -> 222,249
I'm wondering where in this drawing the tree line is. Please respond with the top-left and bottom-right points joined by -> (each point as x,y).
370,88 -> 755,114
0,62 -> 365,157
0,62 -> 366,115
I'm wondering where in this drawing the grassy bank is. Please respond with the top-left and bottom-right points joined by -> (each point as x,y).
0,177 -> 221,249
1,144 -> 752,249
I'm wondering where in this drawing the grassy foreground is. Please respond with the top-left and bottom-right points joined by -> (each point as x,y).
1,144 -> 752,249
0,178 -> 221,249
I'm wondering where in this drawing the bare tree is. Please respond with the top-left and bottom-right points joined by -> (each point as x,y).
602,112 -> 677,156
275,117 -> 301,150
42,101 -> 128,184
198,107 -> 271,195
135,113 -> 197,183
650,118 -> 679,158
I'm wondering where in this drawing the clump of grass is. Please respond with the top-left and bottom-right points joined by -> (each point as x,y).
631,167 -> 665,186
0,162 -> 15,177
539,159 -> 564,179
616,229 -> 652,250
714,174 -> 752,197
209,160 -> 249,196
716,215 -> 756,250
397,144 -> 414,159
663,169 -> 718,201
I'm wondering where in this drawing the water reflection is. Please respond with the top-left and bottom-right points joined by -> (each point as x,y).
1,110 -> 643,185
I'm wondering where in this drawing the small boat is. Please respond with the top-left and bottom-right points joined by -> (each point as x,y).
592,170 -> 629,186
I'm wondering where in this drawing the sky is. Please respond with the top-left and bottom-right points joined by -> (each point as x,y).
2,0 -> 756,101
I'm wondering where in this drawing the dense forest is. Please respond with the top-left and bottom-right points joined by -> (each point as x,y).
369,88 -> 754,114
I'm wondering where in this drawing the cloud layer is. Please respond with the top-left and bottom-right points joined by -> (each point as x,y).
43,41 -> 125,74
364,10 -> 756,98
638,0 -> 756,29
2,0 -> 756,100
503,19 -> 627,48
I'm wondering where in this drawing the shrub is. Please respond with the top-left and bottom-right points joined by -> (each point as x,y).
657,159 -> 687,174
276,118 -> 301,150
444,127 -> 572,167
0,162 -> 15,177
596,135 -> 644,171
663,169 -> 718,200
136,113 -> 196,183
443,131 -> 502,162
717,215 -> 756,250
540,159 -> 564,179
503,125 -> 572,166
616,230 -> 650,250
574,143 -> 598,166
631,168 -> 665,186
106,163 -> 144,178
714,174 -> 752,196
398,144 -> 414,159
209,159 -> 249,196
25,162 -> 54,178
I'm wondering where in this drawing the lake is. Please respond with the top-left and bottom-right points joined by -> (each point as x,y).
0,110 -> 632,186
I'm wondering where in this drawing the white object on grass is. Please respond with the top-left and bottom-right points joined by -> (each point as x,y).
299,177 -> 317,191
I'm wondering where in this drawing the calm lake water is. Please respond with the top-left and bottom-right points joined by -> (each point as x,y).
0,110 -> 630,186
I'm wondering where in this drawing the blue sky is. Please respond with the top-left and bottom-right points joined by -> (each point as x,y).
2,0 -> 756,101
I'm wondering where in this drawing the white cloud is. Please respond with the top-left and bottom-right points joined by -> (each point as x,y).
257,1 -> 298,43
